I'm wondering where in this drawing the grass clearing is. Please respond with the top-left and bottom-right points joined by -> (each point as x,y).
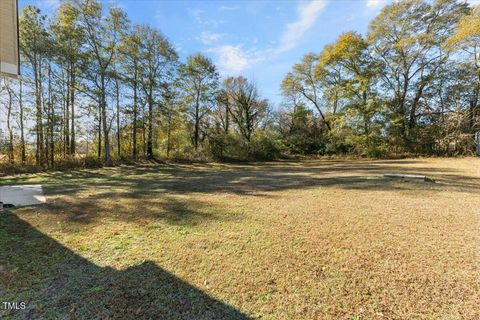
1,158 -> 479,319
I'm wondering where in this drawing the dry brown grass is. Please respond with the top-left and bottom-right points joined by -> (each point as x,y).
1,158 -> 479,319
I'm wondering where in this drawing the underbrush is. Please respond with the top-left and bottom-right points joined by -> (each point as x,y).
1,151 -> 474,176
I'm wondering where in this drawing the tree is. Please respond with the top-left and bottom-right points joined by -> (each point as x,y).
119,25 -> 142,159
368,0 -> 468,147
214,89 -> 231,134
319,32 -> 380,135
277,101 -> 325,155
281,53 -> 331,130
18,79 -> 26,164
74,0 -> 128,165
1,78 -> 15,163
19,5 -> 50,167
159,83 -> 183,158
137,25 -> 177,159
223,76 -> 268,143
51,2 -> 85,156
178,53 -> 219,150
447,5 -> 480,132
317,32 -> 385,154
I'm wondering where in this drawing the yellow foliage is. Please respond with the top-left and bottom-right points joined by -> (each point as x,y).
447,6 -> 480,50
319,32 -> 366,67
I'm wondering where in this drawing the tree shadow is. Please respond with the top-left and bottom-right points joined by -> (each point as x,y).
1,159 -> 479,226
41,160 -> 479,196
43,193 -> 233,226
0,212 -> 250,319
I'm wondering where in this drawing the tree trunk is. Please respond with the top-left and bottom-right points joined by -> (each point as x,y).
147,90 -> 154,159
409,83 -> 426,130
470,73 -> 480,132
70,64 -> 76,156
225,100 -> 229,134
65,71 -> 70,157
115,73 -> 121,158
132,70 -> 138,159
166,110 -> 172,158
19,79 -> 26,164
34,58 -> 45,167
5,81 -> 14,163
48,65 -> 54,167
194,90 -> 200,149
101,76 -> 112,166
363,90 -> 369,135
98,103 -> 102,160
142,102 -> 146,158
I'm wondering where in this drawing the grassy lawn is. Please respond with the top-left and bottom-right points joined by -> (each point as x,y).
1,158 -> 479,319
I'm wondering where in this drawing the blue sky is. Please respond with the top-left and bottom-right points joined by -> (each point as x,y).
19,0 -> 478,106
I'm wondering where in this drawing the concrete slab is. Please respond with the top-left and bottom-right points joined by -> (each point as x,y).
0,185 -> 46,207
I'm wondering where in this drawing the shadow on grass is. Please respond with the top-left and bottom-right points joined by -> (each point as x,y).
30,160 -> 480,196
1,159 -> 479,226
0,212 -> 250,320
44,193 -> 232,226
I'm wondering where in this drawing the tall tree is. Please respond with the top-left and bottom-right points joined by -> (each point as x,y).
178,53 -> 219,150
368,0 -> 468,146
18,79 -> 26,164
119,26 -> 142,159
223,76 -> 268,143
120,26 -> 141,159
281,53 -> 331,131
51,2 -> 85,156
137,25 -> 177,159
74,0 -> 128,165
1,78 -> 15,163
19,6 -> 50,167
215,89 -> 231,134
319,32 -> 380,136
447,5 -> 480,132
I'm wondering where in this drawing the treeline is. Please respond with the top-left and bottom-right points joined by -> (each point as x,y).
0,0 -> 479,170
280,0 -> 479,156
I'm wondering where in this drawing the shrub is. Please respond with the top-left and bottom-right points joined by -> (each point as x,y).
248,131 -> 283,160
82,156 -> 104,168
0,162 -> 41,176
346,133 -> 388,157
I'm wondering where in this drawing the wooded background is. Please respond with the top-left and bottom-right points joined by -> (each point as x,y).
0,0 -> 479,170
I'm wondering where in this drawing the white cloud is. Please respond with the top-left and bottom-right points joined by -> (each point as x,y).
279,0 -> 328,52
209,44 -> 273,75
213,45 -> 250,74
198,32 -> 222,45
219,5 -> 240,11
209,1 -> 329,75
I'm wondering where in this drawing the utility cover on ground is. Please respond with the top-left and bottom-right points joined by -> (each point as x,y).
0,185 -> 46,206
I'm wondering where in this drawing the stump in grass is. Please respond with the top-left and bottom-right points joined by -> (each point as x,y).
384,173 -> 436,183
